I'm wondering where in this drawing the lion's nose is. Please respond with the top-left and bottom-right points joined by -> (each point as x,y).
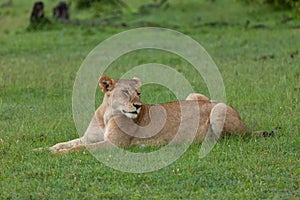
133,103 -> 142,110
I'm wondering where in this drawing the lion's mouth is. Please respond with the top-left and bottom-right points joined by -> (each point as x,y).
121,109 -> 140,119
122,110 -> 138,114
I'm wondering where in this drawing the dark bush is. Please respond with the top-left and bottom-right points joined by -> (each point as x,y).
240,0 -> 300,11
72,0 -> 127,9
266,0 -> 300,9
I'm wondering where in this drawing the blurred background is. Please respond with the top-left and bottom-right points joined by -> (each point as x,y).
1,1 -> 300,199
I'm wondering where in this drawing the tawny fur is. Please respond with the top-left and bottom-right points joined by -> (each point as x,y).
47,76 -> 253,154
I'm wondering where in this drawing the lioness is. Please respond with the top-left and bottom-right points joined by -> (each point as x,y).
48,76 -> 266,154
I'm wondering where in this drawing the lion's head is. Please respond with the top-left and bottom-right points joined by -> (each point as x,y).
99,76 -> 142,119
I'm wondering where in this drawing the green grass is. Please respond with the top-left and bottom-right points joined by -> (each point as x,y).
1,0 -> 299,199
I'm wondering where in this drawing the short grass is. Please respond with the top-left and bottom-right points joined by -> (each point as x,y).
0,0 -> 299,199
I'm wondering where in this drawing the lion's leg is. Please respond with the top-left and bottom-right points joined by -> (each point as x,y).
208,103 -> 227,139
52,141 -> 113,154
209,103 -> 250,138
48,115 -> 104,153
81,115 -> 104,143
85,140 -> 114,150
186,93 -> 214,102
52,127 -> 123,154
222,105 -> 251,136
51,117 -> 129,154
186,93 -> 218,103
52,144 -> 85,154
49,137 -> 83,152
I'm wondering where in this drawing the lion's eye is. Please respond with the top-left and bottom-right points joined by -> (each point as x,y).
122,90 -> 130,96
137,92 -> 141,96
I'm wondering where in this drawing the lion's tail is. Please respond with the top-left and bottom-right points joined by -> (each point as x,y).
251,130 -> 275,137
250,127 -> 280,137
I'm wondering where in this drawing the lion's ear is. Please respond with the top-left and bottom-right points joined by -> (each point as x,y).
99,76 -> 115,93
132,77 -> 142,87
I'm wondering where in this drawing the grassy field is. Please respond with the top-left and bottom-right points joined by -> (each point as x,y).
1,0 -> 299,199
